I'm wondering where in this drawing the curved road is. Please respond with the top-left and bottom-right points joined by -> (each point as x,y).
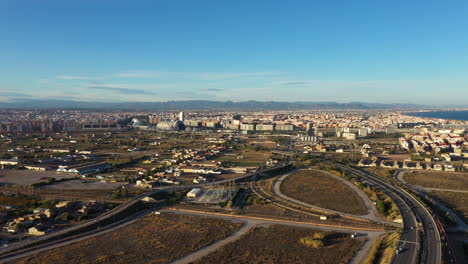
395,170 -> 468,231
396,171 -> 468,193
272,169 -> 384,223
1,161 -> 388,264
164,208 -> 384,264
0,163 -> 292,259
1,207 -> 384,264
336,164 -> 442,264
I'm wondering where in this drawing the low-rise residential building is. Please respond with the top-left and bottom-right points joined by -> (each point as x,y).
275,124 -> 294,131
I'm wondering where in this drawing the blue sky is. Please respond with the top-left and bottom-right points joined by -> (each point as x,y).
1,0 -> 467,104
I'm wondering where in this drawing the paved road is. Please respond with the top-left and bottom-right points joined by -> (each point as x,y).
0,162 -> 387,264
336,164 -> 442,264
349,234 -> 381,264
164,208 -> 386,232
163,208 -> 384,264
272,169 -> 384,223
415,188 -> 468,193
395,170 -> 468,232
0,163 -> 292,257
396,171 -> 468,193
171,222 -> 255,264
2,206 -> 384,264
0,210 -> 151,263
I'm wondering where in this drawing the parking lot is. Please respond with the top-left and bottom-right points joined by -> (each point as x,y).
0,170 -> 75,186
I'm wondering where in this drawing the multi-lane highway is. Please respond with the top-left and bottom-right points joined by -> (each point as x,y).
395,170 -> 462,263
335,164 -> 442,264
1,160 -> 441,264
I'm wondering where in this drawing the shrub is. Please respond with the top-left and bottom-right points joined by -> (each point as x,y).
55,212 -> 71,221
47,177 -> 56,184
312,232 -> 326,239
253,198 -> 261,205
112,191 -> 121,199
376,200 -> 386,215
300,237 -> 324,248
39,199 -> 57,209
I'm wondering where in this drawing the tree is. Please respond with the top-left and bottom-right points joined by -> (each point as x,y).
111,190 -> 121,199
55,212 -> 70,221
121,188 -> 128,198
376,200 -> 386,215
47,177 -> 56,184
0,153 -> 13,159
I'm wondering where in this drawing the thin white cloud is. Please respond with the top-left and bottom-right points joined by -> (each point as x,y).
189,71 -> 277,80
274,80 -> 376,87
115,71 -> 279,80
114,71 -> 162,78
56,75 -> 89,80
87,85 -> 155,95
87,83 -> 181,90
0,90 -> 33,98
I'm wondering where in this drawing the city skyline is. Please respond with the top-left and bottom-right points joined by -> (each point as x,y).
1,0 -> 468,104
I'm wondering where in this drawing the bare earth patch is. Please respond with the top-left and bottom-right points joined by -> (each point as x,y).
0,170 -> 74,186
194,225 -> 364,264
365,167 -> 395,179
280,170 -> 368,215
13,214 -> 241,264
404,171 -> 468,191
429,191 -> 468,223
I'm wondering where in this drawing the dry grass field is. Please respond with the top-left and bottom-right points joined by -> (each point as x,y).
241,203 -> 287,216
429,191 -> 468,223
280,170 -> 368,215
0,185 -> 130,203
194,225 -> 364,264
13,214 -> 241,264
240,203 -> 320,221
216,151 -> 270,167
404,171 -> 468,191
365,167 -> 395,179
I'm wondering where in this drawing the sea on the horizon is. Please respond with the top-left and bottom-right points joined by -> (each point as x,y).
406,110 -> 468,121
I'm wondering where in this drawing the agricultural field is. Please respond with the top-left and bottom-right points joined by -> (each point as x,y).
194,225 -> 364,264
215,151 -> 270,167
280,170 -> 368,215
404,171 -> 468,191
13,214 -> 242,264
250,140 -> 277,149
429,191 -> 468,223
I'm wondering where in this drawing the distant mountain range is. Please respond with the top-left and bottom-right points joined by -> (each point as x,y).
0,99 -> 463,111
